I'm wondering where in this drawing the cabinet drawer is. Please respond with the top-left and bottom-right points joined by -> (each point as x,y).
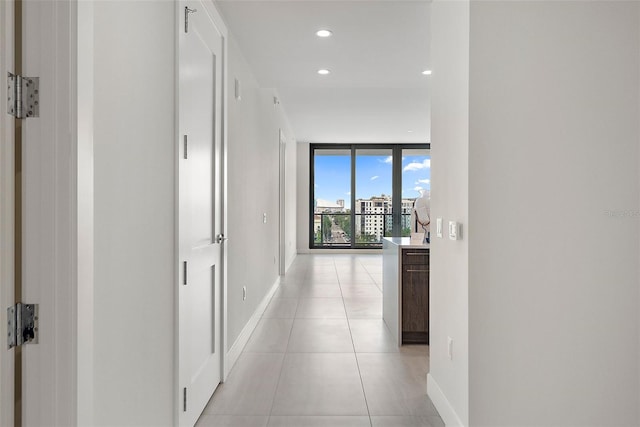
402,249 -> 429,265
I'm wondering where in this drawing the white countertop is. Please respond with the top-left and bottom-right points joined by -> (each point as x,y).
382,237 -> 429,249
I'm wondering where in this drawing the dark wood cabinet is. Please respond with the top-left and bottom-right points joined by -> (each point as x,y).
401,248 -> 429,344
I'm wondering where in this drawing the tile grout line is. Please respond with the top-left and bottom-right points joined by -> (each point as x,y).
335,257 -> 374,427
362,260 -> 382,292
265,263 -> 305,426
209,258 -> 304,422
201,255 -> 439,426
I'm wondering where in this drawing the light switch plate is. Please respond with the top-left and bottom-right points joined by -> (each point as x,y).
449,221 -> 461,240
436,218 -> 443,238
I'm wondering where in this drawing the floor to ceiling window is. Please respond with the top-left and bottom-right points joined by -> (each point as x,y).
310,144 -> 430,249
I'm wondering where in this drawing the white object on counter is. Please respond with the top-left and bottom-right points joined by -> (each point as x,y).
410,232 -> 425,245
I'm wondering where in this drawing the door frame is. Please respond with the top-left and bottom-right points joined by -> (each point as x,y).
0,0 -> 16,425
278,129 -> 286,276
16,0 -> 78,425
76,1 -> 94,424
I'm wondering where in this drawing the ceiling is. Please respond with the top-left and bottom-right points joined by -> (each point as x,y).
216,0 -> 431,144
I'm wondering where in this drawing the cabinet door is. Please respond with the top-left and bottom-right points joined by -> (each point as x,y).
402,265 -> 429,343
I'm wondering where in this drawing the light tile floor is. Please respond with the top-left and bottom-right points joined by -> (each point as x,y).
197,254 -> 444,427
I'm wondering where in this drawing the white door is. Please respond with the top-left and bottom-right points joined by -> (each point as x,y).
178,2 -> 224,426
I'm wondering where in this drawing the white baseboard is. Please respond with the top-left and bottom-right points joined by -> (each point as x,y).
224,277 -> 281,379
427,373 -> 465,427
285,252 -> 297,272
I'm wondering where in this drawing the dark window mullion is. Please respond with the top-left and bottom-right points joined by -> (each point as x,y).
309,146 -> 314,248
350,145 -> 356,249
392,146 -> 402,237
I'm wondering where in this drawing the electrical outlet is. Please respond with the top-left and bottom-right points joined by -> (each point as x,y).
263,213 -> 267,224
242,286 -> 247,301
447,336 -> 454,360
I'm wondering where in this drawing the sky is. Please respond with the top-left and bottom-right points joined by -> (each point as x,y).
314,153 -> 431,210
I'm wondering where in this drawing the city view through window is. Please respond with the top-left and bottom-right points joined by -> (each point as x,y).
312,145 -> 430,249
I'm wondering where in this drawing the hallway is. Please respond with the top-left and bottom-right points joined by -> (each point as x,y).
197,254 -> 443,427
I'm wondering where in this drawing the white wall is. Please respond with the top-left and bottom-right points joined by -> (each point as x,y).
468,2 -> 639,425
226,35 -> 297,348
91,2 -> 176,424
427,1 -> 470,425
431,1 -> 640,426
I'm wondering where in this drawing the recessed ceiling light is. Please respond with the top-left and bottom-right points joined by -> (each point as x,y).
317,69 -> 331,75
422,70 -> 432,75
407,130 -> 414,133
316,29 -> 333,38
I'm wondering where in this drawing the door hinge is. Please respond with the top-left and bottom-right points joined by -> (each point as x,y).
7,72 -> 39,119
183,135 -> 188,159
183,261 -> 188,285
183,387 -> 187,412
7,303 -> 39,349
184,7 -> 197,33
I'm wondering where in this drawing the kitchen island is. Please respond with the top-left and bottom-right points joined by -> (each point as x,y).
382,237 -> 430,346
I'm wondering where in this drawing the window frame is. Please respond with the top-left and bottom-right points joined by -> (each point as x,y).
309,143 -> 430,250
